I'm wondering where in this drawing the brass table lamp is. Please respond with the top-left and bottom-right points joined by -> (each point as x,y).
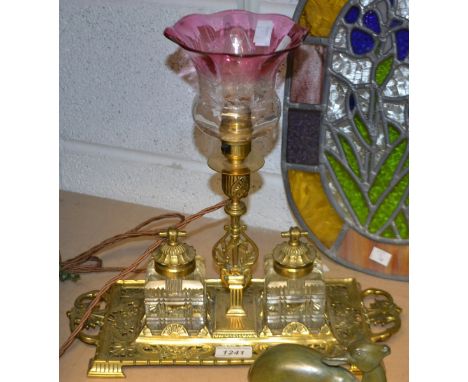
163,9 -> 309,318
67,10 -> 402,378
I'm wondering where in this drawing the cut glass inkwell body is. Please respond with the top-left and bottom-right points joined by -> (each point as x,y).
144,229 -> 207,333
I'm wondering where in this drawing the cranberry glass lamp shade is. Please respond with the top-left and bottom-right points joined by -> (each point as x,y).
164,10 -> 307,142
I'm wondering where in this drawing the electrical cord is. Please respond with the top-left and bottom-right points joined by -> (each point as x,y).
60,212 -> 186,276
59,199 -> 227,357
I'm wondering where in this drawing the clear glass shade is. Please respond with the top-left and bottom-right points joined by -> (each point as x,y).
164,10 -> 307,142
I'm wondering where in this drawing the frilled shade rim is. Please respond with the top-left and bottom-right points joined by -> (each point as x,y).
164,9 -> 308,57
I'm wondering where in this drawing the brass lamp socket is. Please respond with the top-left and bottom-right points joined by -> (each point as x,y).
219,105 -> 253,142
221,140 -> 252,164
219,105 -> 253,164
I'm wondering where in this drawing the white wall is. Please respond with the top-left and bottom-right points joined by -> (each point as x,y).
60,0 -> 299,229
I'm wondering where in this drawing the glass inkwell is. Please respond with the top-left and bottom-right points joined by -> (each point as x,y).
264,227 -> 326,334
144,228 -> 206,333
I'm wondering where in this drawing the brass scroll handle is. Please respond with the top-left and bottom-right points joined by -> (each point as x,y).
67,290 -> 109,346
361,288 -> 402,342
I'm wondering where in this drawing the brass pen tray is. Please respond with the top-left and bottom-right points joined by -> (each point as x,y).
68,278 -> 401,378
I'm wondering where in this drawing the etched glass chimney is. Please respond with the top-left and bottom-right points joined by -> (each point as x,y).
164,10 -> 307,142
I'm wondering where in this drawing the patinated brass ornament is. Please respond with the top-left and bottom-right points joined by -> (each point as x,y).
248,341 -> 390,382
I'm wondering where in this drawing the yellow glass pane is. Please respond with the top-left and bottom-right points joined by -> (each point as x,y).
288,170 -> 343,248
299,0 -> 348,37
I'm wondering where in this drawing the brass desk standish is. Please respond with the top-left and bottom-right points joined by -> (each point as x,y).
68,276 -> 400,377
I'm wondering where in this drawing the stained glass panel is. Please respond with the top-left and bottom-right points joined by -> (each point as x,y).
282,0 -> 409,280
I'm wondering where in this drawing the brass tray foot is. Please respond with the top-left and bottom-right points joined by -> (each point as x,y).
88,360 -> 125,378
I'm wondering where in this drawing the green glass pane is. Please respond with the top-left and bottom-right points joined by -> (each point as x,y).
375,56 -> 394,86
369,173 -> 409,233
369,139 -> 408,204
338,134 -> 361,178
382,226 -> 396,238
395,211 -> 409,239
326,152 -> 369,225
353,114 -> 371,145
388,124 -> 400,144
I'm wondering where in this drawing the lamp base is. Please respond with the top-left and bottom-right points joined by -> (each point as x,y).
68,279 -> 401,378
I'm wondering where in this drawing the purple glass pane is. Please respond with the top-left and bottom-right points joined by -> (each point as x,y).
286,109 -> 322,165
290,45 -> 327,105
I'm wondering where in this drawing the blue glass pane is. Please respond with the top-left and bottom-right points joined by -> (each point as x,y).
344,6 -> 360,24
363,10 -> 381,34
350,29 -> 375,55
388,0 -> 395,6
395,29 -> 409,61
390,19 -> 403,28
349,93 -> 356,111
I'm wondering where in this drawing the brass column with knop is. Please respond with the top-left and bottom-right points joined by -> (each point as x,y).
210,106 -> 261,318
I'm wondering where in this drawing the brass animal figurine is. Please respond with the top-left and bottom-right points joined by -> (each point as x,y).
248,341 -> 390,382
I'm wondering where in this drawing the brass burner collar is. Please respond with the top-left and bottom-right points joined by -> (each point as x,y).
154,260 -> 196,279
273,261 -> 314,279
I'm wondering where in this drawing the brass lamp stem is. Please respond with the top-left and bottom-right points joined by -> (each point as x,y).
212,108 -> 260,318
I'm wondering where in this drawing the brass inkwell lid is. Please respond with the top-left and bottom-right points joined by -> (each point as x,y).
153,228 -> 196,278
272,227 -> 318,279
